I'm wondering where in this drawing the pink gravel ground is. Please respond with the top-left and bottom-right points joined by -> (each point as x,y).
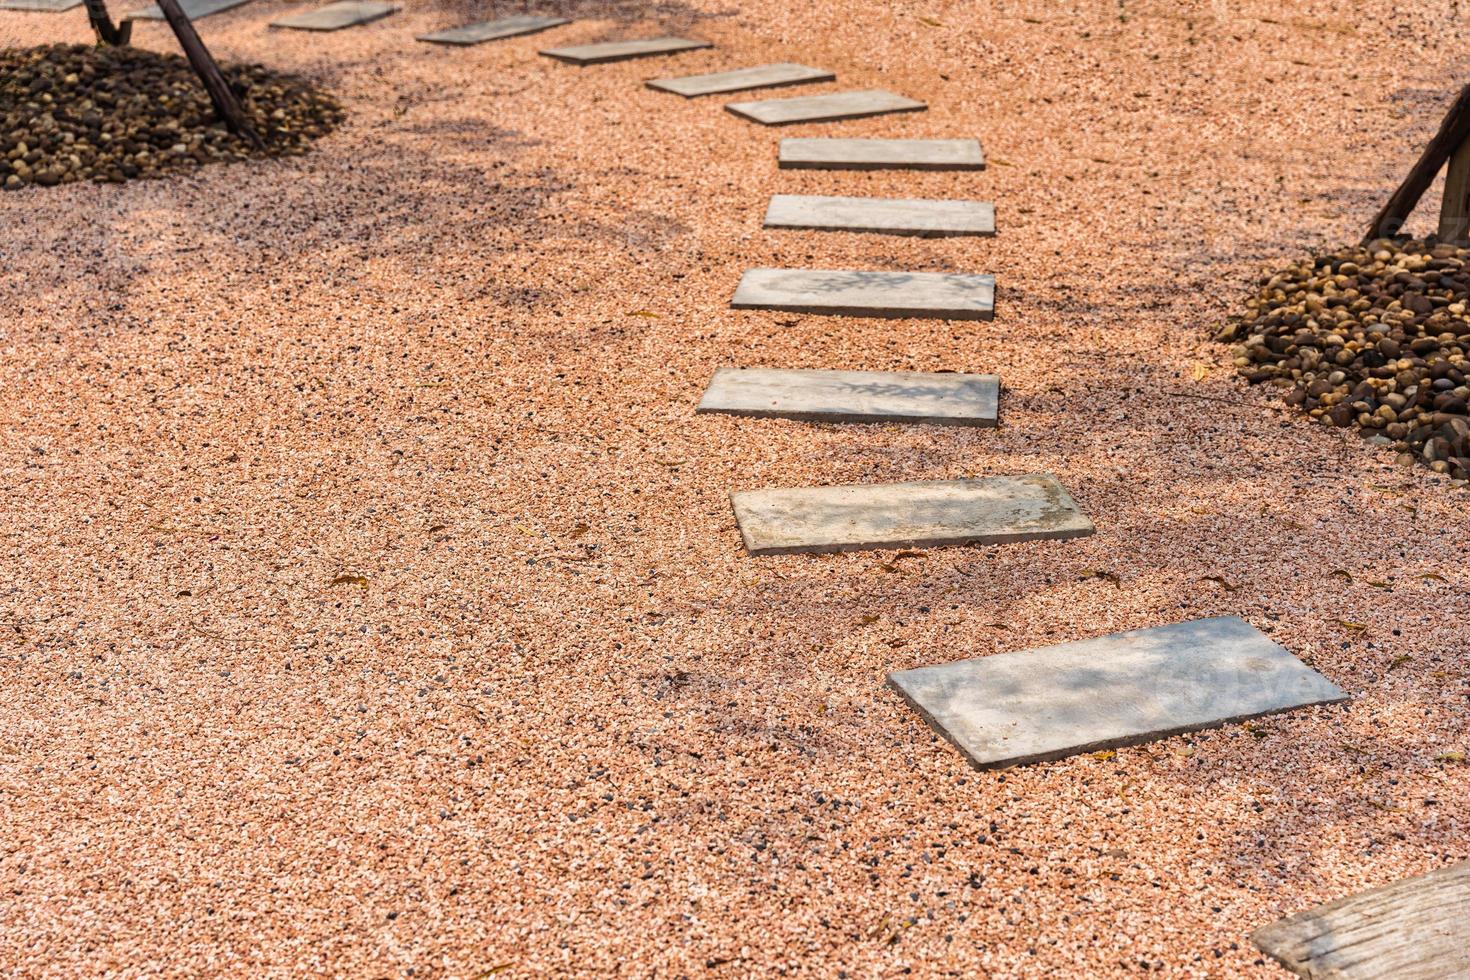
2,0 -> 1469,975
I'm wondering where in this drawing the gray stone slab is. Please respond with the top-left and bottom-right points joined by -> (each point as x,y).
271,0 -> 393,29
697,367 -> 999,426
0,0 -> 80,10
540,36 -> 710,65
779,137 -> 985,171
418,14 -> 568,45
731,474 -> 1091,556
731,268 -> 994,321
647,63 -> 833,97
126,0 -> 248,19
1254,861 -> 1470,979
725,89 -> 924,125
888,617 -> 1348,771
764,194 -> 995,237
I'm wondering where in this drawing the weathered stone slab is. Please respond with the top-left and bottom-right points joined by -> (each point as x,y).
540,36 -> 710,65
697,367 -> 999,426
731,474 -> 1090,556
888,617 -> 1347,770
779,137 -> 985,171
0,0 -> 80,10
764,194 -> 995,237
725,89 -> 924,125
126,0 -> 248,19
647,63 -> 833,97
1254,861 -> 1470,979
271,0 -> 392,30
731,268 -> 994,321
418,14 -> 568,45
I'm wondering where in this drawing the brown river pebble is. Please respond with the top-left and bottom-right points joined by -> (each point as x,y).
1,1 -> 1468,977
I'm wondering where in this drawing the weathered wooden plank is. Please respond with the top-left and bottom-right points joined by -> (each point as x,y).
1253,861 -> 1470,979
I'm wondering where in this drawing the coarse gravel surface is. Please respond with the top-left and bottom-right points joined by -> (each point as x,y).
1,1 -> 1468,977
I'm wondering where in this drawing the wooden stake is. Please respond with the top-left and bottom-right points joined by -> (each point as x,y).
82,0 -> 132,45
154,0 -> 265,150
1439,137 -> 1470,243
1364,83 -> 1470,242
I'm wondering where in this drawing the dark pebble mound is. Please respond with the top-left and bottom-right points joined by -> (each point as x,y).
1,43 -> 343,189
1222,237 -> 1470,481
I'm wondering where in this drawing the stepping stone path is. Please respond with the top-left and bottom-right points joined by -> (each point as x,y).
271,0 -> 392,31
1253,860 -> 1470,979
730,475 -> 1091,555
764,193 -> 995,237
697,367 -> 999,426
726,89 -> 925,125
732,268 -> 994,320
417,14 -> 568,46
0,0 -> 79,10
779,137 -> 986,171
888,617 -> 1347,770
647,63 -> 834,97
126,0 -> 247,18
541,36 -> 711,65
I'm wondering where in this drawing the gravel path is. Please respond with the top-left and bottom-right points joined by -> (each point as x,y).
1,1 -> 1468,976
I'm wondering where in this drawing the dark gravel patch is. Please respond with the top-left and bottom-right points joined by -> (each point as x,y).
1223,237 -> 1470,481
1,43 -> 343,190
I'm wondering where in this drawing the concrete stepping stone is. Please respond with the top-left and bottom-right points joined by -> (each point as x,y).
1254,861 -> 1470,979
127,0 -> 247,16
647,63 -> 833,97
697,367 -> 998,426
888,616 -> 1347,771
764,194 -> 995,237
732,268 -> 994,321
0,0 -> 80,10
779,137 -> 985,171
540,36 -> 710,65
726,89 -> 924,125
731,474 -> 1090,556
418,14 -> 568,45
271,0 -> 392,30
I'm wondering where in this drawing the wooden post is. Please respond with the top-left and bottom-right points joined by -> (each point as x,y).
1364,83 -> 1470,242
82,0 -> 132,45
1439,137 -> 1470,243
154,0 -> 265,149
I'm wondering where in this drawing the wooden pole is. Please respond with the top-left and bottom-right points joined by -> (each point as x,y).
1439,137 -> 1470,243
1364,83 -> 1470,242
154,0 -> 265,150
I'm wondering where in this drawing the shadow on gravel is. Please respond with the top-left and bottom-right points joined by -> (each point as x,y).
409,0 -> 737,27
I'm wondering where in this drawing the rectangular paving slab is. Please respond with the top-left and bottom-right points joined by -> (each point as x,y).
126,0 -> 247,17
418,14 -> 568,45
0,0 -> 81,10
647,63 -> 833,97
697,367 -> 999,426
1253,861 -> 1470,979
764,194 -> 995,237
888,616 -> 1347,770
540,36 -> 710,65
126,0 -> 243,16
779,137 -> 985,171
730,474 -> 1090,556
271,0 -> 393,30
731,268 -> 994,320
726,89 -> 925,125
